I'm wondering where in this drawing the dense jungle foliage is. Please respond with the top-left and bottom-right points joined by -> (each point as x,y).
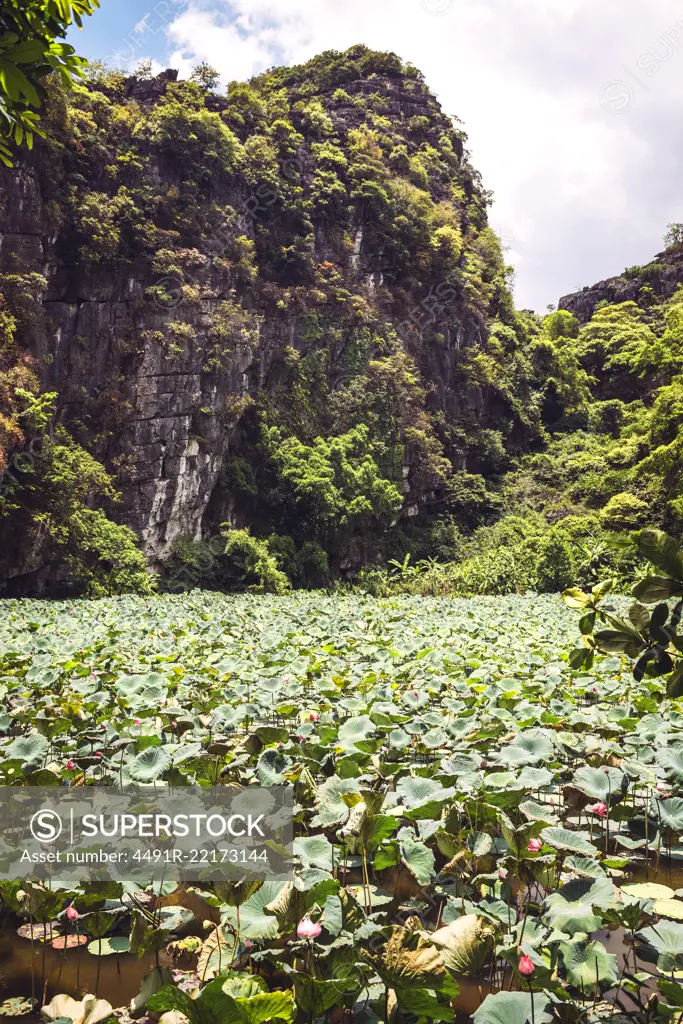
1,46 -> 682,595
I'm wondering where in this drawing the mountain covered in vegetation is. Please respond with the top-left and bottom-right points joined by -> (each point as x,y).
0,46 -> 682,596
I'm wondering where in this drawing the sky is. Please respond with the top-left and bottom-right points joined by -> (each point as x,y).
68,0 -> 683,311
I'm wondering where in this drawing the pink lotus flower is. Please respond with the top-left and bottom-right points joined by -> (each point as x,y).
297,917 -> 322,940
518,955 -> 535,976
498,869 -> 506,880
603,765 -> 611,774
65,906 -> 79,922
66,760 -> 75,771
413,691 -> 419,697
95,751 -> 103,759
657,781 -> 669,792
134,719 -> 141,726
527,838 -> 543,853
592,802 -> 608,817
171,721 -> 177,728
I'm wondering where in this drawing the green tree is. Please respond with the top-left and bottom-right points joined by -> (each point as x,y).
264,423 -> 403,543
190,62 -> 220,92
0,0 -> 99,166
220,527 -> 290,594
664,223 -> 683,249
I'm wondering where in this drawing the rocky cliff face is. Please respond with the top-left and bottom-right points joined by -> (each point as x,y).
559,248 -> 683,322
0,47 -> 540,590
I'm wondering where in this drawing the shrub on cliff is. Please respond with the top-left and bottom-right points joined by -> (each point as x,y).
264,422 -> 404,543
1,429 -> 152,596
143,81 -> 244,185
220,527 -> 291,594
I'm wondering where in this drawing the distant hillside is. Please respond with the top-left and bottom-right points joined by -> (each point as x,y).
560,246 -> 683,322
0,46 -> 681,596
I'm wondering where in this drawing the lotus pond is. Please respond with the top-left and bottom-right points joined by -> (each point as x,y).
1,590 -> 683,1024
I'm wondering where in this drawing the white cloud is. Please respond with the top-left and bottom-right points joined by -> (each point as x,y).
161,0 -> 683,309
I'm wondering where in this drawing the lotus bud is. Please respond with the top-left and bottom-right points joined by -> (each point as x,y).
297,917 -> 322,940
527,838 -> 542,853
518,954 -> 535,976
592,802 -> 608,817
66,760 -> 75,771
66,905 -> 79,922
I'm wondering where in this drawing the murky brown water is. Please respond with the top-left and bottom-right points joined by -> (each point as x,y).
0,933 -> 156,1019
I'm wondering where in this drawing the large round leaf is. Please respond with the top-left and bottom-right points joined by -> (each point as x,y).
622,883 -> 674,901
395,777 -> 455,819
312,777 -> 362,828
657,745 -> 683,784
336,715 -> 376,749
87,936 -> 130,956
128,746 -> 171,782
637,919 -> 683,973
256,748 -> 292,786
560,938 -> 618,989
656,798 -> 683,831
400,838 -> 435,886
571,766 -> 626,803
473,992 -> 552,1024
494,729 -> 554,768
4,733 -> 48,765
293,835 -> 338,870
541,827 -> 597,856
542,877 -> 616,935
221,882 -> 285,940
